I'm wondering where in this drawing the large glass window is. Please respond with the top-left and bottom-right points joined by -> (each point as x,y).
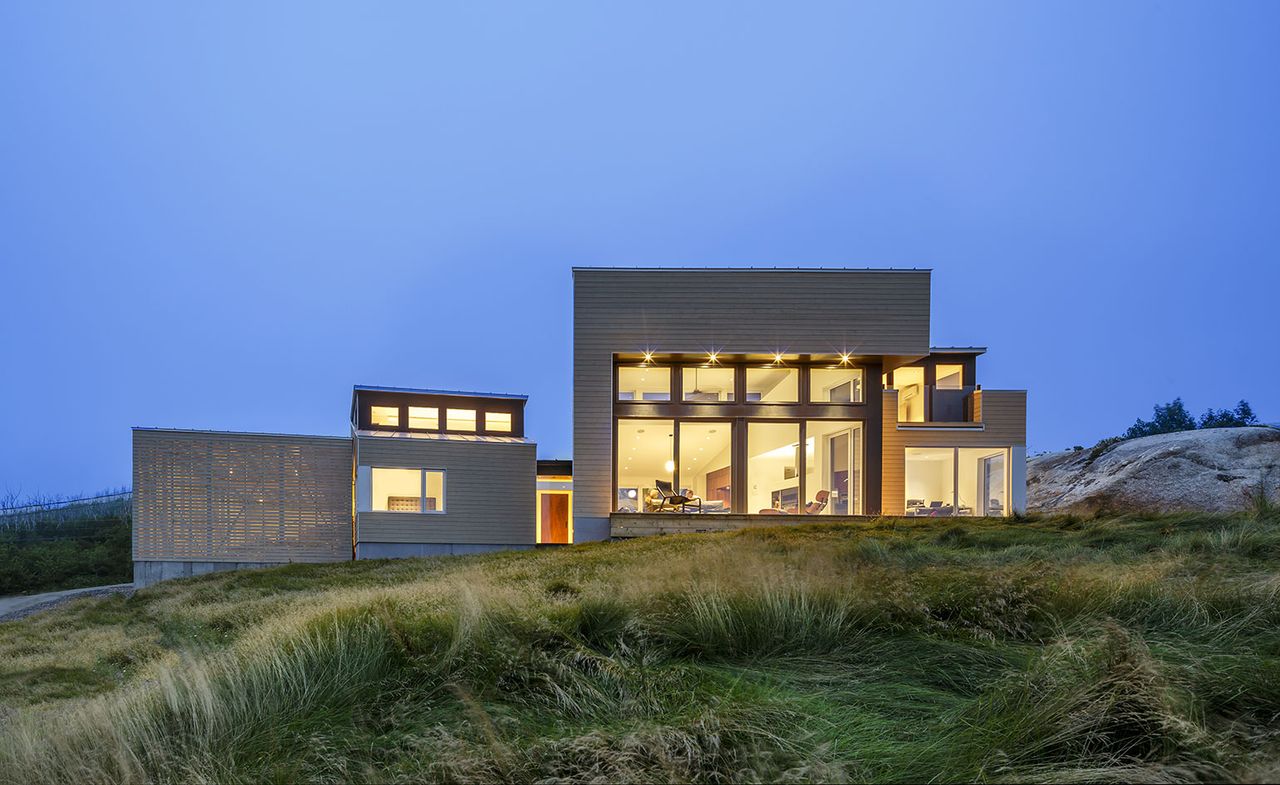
905,447 -> 955,516
905,447 -> 1009,517
446,409 -> 477,431
408,406 -> 438,430
745,367 -> 797,402
804,421 -> 863,515
892,367 -> 926,422
370,468 -> 445,513
485,412 -> 512,432
618,366 -> 671,401
959,448 -> 1008,516
683,367 -> 735,402
810,368 -> 864,404
616,419 -> 674,512
370,406 -> 399,427
747,422 -> 800,513
678,422 -> 732,512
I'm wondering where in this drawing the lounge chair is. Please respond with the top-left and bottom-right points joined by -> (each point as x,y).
654,480 -> 702,512
757,490 -> 831,515
804,490 -> 830,515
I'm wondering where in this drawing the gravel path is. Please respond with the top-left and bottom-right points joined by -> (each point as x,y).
0,583 -> 134,622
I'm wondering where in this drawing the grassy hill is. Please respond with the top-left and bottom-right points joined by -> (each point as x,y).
2,512 -> 1279,783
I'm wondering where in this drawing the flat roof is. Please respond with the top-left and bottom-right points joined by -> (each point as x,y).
352,384 -> 528,401
573,266 -> 930,273
132,426 -> 349,441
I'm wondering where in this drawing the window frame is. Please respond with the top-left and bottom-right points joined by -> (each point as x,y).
612,355 -> 874,514
367,466 -> 447,515
681,365 -> 737,404
407,406 -> 439,430
903,446 -> 1010,517
484,411 -> 513,432
744,366 -> 799,404
616,364 -> 673,403
370,406 -> 400,428
935,364 -> 965,390
808,366 -> 865,404
445,408 -> 478,432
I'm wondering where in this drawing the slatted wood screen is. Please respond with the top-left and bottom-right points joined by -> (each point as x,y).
133,430 -> 353,563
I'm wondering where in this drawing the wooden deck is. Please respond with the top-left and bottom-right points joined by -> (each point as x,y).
610,513 -> 874,538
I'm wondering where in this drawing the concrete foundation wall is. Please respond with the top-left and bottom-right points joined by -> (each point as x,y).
355,542 -> 534,559
134,560 -> 285,588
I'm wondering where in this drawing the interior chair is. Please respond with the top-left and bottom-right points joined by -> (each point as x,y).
654,480 -> 702,512
804,490 -> 830,515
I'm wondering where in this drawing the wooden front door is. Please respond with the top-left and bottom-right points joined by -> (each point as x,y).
539,492 -> 570,544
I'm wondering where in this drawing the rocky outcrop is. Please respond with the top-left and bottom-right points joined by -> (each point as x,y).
1028,426 -> 1280,514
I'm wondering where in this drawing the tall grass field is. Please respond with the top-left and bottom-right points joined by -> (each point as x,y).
1,512 -> 1279,783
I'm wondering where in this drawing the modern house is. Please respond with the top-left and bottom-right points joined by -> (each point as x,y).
132,267 -> 1026,586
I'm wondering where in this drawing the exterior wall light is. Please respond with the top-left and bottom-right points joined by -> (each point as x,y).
707,351 -> 718,364
642,351 -> 654,364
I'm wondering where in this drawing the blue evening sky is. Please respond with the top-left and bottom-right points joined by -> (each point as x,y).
2,3 -> 1277,497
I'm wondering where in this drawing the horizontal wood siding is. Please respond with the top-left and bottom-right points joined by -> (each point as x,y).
356,434 -> 536,545
132,430 -> 353,563
880,389 -> 1027,515
574,268 -> 931,538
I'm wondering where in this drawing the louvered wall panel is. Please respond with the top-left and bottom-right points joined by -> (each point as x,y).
133,430 -> 353,563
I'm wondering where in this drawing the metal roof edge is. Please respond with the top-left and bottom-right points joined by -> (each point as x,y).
930,346 -> 987,355
573,266 -> 931,273
132,426 -> 350,441
352,385 -> 528,400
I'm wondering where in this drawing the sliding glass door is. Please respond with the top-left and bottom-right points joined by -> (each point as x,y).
804,421 -> 863,515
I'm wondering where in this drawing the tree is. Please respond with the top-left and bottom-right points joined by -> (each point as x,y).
1124,398 -> 1197,439
1199,400 -> 1259,429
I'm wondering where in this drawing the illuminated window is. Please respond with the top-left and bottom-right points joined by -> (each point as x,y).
683,367 -> 735,402
804,421 -> 863,515
810,368 -> 864,403
904,447 -> 1007,517
486,412 -> 512,432
446,409 -> 477,431
424,470 -> 445,511
616,419 -> 674,512
937,364 -> 964,390
905,448 -> 954,517
618,366 -> 671,401
678,422 -> 732,511
370,468 -> 446,513
892,367 -> 925,422
745,367 -> 797,402
370,406 -> 399,427
959,448 -> 1007,517
408,406 -> 438,430
747,422 -> 800,513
